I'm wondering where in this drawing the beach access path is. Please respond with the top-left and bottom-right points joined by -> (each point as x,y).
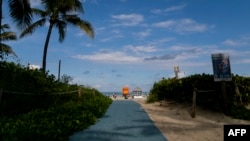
69,100 -> 168,141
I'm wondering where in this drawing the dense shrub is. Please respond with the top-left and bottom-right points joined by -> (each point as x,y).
0,93 -> 112,141
0,61 -> 113,140
148,73 -> 250,120
0,61 -> 81,116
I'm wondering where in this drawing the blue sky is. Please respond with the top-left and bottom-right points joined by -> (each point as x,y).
2,0 -> 250,92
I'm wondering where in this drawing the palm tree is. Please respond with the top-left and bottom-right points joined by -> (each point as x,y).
0,23 -> 17,59
20,0 -> 94,72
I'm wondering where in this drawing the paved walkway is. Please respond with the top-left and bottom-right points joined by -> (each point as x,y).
69,100 -> 168,141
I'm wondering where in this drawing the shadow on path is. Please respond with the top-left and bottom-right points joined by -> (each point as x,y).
69,100 -> 168,141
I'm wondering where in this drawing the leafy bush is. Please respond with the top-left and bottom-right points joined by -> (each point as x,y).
146,93 -> 159,103
0,61 -> 113,140
0,95 -> 112,141
149,73 -> 250,120
0,61 -> 81,116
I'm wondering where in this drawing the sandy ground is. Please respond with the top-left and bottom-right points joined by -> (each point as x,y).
111,96 -> 250,141
133,98 -> 250,141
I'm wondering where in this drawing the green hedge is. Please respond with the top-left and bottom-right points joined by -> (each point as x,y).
148,73 -> 250,120
0,61 -> 113,140
0,92 -> 112,141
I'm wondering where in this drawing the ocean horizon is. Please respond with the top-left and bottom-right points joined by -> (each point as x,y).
101,92 -> 149,96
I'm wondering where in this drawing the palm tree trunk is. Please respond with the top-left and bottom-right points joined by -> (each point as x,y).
42,23 -> 54,73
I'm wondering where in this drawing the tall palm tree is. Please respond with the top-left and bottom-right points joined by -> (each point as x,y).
20,0 -> 94,72
0,23 -> 17,59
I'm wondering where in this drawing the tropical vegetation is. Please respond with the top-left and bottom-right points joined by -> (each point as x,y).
20,0 -> 94,72
0,1 -> 108,140
0,0 -> 32,60
147,73 -> 250,120
0,61 -> 112,141
0,23 -> 17,60
0,0 -> 112,141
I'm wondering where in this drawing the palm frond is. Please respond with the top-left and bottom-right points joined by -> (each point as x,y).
65,15 -> 94,38
8,0 -> 32,30
55,20 -> 67,42
0,32 -> 17,41
31,8 -> 48,17
20,18 -> 46,38
0,43 -> 17,57
72,0 -> 84,12
1,24 -> 10,31
80,21 -> 94,38
62,0 -> 83,13
41,0 -> 83,15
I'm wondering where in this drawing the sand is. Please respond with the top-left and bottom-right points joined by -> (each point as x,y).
134,99 -> 250,141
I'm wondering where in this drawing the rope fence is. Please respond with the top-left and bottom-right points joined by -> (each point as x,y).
2,89 -> 80,95
0,88 -> 98,105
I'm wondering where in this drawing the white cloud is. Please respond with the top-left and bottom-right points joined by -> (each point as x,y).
151,3 -> 187,14
153,20 -> 175,28
28,64 -> 40,70
153,18 -> 211,33
99,29 -> 124,42
100,35 -> 123,42
100,37 -> 113,42
238,59 -> 250,64
151,9 -> 162,14
222,40 -> 241,46
169,45 -> 203,52
134,30 -> 151,38
111,29 -> 122,34
73,51 -> 141,63
111,14 -> 144,26
124,45 -> 158,53
149,38 -> 175,46
177,19 -> 207,32
222,37 -> 250,47
73,43 -> 250,73
165,3 -> 187,13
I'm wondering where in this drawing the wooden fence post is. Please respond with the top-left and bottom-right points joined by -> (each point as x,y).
234,83 -> 242,105
191,88 -> 197,118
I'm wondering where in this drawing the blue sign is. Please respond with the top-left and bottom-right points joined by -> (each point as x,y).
211,53 -> 232,81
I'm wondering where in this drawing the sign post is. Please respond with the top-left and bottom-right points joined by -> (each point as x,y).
211,53 -> 232,114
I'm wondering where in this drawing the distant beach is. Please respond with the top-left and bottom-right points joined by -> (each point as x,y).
101,91 -> 149,96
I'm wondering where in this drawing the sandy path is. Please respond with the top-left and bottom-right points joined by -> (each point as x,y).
135,99 -> 250,141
